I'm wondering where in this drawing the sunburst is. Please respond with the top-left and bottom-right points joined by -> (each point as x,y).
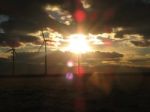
65,34 -> 92,54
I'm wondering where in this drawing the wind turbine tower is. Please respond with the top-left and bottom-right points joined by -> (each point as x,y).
38,30 -> 54,75
6,47 -> 16,75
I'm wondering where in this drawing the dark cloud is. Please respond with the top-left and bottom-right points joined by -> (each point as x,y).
5,50 -> 124,65
131,40 -> 150,47
83,51 -> 124,62
90,0 -> 150,36
1,50 -> 150,74
115,26 -> 150,39
128,57 -> 150,67
0,33 -> 41,47
15,51 -> 67,64
94,51 -> 124,59
0,57 -> 8,62
77,0 -> 149,37
0,15 -> 9,24
0,0 -> 75,35
2,51 -> 68,74
129,57 -> 150,63
66,0 -> 149,34
0,0 -> 149,39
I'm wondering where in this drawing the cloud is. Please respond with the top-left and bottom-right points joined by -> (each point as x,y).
4,50 -> 124,65
115,27 -> 150,40
82,51 -> 124,65
128,57 -> 150,67
0,28 -> 4,33
0,0 -> 149,37
85,0 -> 150,36
131,40 -> 150,47
0,57 -> 8,61
45,5 -> 73,25
114,33 -> 149,48
0,0 -> 76,35
129,57 -> 150,63
0,0 -> 149,65
0,15 -> 9,33
1,50 -> 149,74
0,33 -> 41,47
0,15 -> 9,24
94,51 -> 124,59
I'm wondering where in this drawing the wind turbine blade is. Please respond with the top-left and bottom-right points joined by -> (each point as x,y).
37,41 -> 44,53
5,49 -> 12,53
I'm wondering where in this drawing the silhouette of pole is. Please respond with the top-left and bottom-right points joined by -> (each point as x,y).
6,47 -> 16,75
39,30 -> 55,75
77,54 -> 80,75
12,48 -> 15,75
44,40 -> 47,75
41,30 -> 48,75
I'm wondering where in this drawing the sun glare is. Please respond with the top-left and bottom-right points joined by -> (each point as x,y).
65,34 -> 91,54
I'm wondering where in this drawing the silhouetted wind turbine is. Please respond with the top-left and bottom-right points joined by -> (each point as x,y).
6,47 -> 17,75
38,30 -> 55,75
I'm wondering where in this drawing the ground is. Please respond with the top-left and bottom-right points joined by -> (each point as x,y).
0,73 -> 149,112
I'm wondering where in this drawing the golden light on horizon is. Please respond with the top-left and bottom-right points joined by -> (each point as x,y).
64,34 -> 92,54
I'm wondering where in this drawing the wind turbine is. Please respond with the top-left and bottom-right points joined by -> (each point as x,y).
6,47 -> 17,75
38,30 -> 55,75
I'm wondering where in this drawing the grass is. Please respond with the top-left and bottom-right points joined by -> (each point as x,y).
0,72 -> 149,112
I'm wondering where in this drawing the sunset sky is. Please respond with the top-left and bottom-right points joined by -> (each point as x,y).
0,0 -> 149,74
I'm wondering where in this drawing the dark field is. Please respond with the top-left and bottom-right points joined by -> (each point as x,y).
0,73 -> 150,112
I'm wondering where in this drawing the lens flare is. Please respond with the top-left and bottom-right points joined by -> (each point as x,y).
66,72 -> 74,80
75,66 -> 85,77
67,60 -> 74,67
74,9 -> 86,23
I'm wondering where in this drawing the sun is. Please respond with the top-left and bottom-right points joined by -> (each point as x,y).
65,34 -> 92,54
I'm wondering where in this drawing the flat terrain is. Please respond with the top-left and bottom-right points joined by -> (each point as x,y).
0,73 -> 149,112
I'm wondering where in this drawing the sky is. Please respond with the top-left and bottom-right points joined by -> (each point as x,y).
0,0 -> 149,74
